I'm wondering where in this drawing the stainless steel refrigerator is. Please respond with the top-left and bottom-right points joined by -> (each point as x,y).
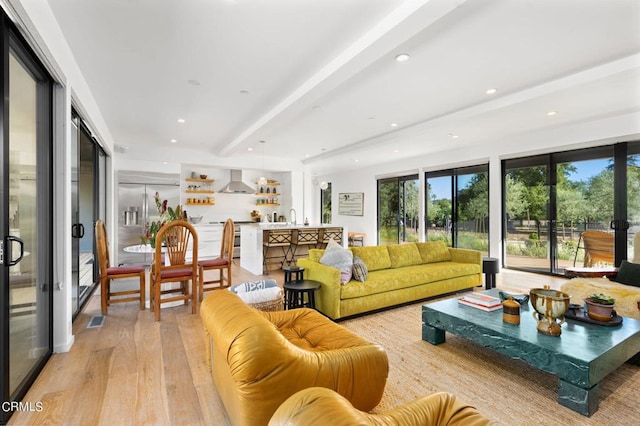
116,171 -> 180,266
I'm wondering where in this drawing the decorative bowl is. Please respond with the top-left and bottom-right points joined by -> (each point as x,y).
200,174 -> 208,180
529,288 -> 570,336
498,291 -> 529,305
189,216 -> 203,224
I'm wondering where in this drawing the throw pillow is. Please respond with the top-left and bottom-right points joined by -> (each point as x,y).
320,239 -> 353,284
352,256 -> 368,282
613,260 -> 640,287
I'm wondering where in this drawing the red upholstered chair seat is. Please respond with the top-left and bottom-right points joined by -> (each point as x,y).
106,265 -> 145,275
160,268 -> 194,279
198,257 -> 228,268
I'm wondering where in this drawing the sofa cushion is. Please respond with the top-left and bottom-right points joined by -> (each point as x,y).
341,262 -> 481,299
416,241 -> 452,263
387,243 -> 422,268
351,246 -> 391,272
612,260 -> 640,287
352,256 -> 368,282
320,239 -> 353,284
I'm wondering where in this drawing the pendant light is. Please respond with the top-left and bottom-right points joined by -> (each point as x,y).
319,148 -> 328,190
258,140 -> 267,186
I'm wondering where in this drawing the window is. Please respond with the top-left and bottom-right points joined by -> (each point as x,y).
503,143 -> 638,275
426,165 -> 489,254
377,175 -> 419,245
321,182 -> 332,224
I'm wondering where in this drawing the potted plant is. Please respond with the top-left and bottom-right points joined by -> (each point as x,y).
584,293 -> 615,321
141,193 -> 183,248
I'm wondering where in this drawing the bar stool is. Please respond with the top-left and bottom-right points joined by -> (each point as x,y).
348,232 -> 365,247
290,228 -> 319,265
318,227 -> 343,249
262,229 -> 293,274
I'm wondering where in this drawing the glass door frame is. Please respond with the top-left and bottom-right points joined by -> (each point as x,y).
71,110 -> 103,316
0,14 -> 53,423
425,164 -> 489,251
502,143 -> 634,275
377,174 -> 419,245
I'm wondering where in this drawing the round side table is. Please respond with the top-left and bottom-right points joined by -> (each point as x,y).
283,279 -> 321,310
283,266 -> 305,283
482,257 -> 500,289
564,266 -> 618,279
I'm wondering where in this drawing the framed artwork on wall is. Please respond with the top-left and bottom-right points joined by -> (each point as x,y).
338,192 -> 364,216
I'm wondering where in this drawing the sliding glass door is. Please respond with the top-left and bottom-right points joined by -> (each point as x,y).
71,113 -> 100,315
1,18 -> 53,423
503,144 -> 635,275
378,175 -> 419,244
426,165 -> 489,253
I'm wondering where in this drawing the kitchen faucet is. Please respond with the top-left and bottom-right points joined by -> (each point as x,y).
289,208 -> 297,225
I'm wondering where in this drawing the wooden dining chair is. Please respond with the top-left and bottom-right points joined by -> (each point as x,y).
150,220 -> 198,321
95,219 -> 145,315
198,218 -> 234,301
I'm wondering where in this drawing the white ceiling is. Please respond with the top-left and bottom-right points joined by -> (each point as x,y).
46,0 -> 640,176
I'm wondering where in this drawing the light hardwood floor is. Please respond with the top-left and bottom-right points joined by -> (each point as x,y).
8,265 -> 568,425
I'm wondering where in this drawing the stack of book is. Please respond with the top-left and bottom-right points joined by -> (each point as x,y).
458,292 -> 502,311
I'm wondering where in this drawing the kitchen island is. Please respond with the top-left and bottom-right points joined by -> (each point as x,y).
240,223 -> 345,275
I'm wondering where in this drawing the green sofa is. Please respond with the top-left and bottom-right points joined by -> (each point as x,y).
298,241 -> 482,320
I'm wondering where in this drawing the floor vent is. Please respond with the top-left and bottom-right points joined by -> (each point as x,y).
87,315 -> 106,329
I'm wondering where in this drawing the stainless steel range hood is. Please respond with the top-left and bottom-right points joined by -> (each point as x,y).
219,169 -> 255,194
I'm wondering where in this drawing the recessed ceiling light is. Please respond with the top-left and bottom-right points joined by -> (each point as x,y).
248,147 -> 253,151
354,159 -> 359,163
390,122 -> 398,127
395,53 -> 410,62
177,118 -> 185,123
547,111 -> 557,116
448,133 -> 459,139
393,149 -> 399,153
485,88 -> 497,95
305,154 -> 310,158
163,162 -> 168,165
170,139 -> 177,143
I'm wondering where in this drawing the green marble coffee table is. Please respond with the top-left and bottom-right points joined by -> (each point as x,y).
422,289 -> 640,416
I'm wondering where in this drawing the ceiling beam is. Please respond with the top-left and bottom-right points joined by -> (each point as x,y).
218,0 -> 468,157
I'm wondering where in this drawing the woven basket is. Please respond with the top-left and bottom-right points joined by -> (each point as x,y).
248,288 -> 284,311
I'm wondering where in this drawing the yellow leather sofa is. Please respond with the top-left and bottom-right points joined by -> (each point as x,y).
298,241 -> 482,320
269,387 -> 491,426
200,290 -> 389,426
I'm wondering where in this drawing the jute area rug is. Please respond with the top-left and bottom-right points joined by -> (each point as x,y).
340,300 -> 640,425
